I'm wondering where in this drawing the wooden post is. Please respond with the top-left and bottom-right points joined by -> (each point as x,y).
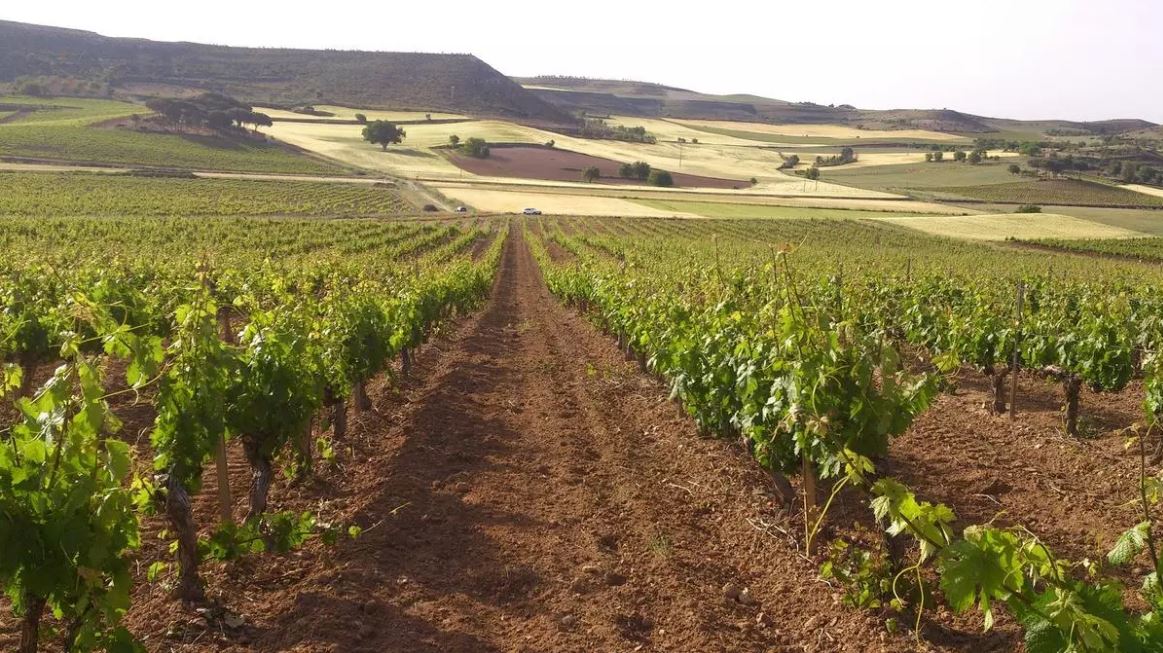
802,453 -> 819,555
1010,281 -> 1025,421
214,435 -> 233,525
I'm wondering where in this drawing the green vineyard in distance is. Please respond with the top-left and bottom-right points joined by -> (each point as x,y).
527,215 -> 1163,652
0,172 -> 412,218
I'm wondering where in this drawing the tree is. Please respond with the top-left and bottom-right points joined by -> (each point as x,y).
362,121 -> 406,151
206,110 -> 232,130
425,113 -> 432,121
953,150 -> 967,162
967,150 -> 983,165
545,140 -> 555,148
691,138 -> 699,144
931,150 -> 944,163
631,161 -> 651,181
648,169 -> 674,187
354,113 -> 367,124
805,166 -> 820,180
449,134 -> 460,146
582,166 -> 601,183
618,162 -> 635,178
462,137 -> 490,158
1007,163 -> 1021,175
250,112 -> 273,132
924,152 -> 933,162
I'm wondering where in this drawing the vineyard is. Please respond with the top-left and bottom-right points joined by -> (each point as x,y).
0,96 -> 345,175
1019,235 -> 1163,262
4,212 -> 1163,652
0,215 -> 503,651
526,216 -> 1163,651
0,172 -> 412,218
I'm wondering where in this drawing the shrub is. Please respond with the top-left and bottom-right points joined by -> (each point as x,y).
422,204 -> 438,212
1015,204 -> 1042,213
354,113 -> 367,123
648,169 -> 674,187
462,137 -> 490,158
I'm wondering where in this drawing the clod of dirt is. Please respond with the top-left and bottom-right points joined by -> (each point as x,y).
605,572 -> 628,586
560,614 -> 578,628
454,481 -> 471,494
722,583 -> 742,601
738,588 -> 758,606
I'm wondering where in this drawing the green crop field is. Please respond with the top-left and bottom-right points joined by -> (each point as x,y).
823,160 -> 1027,192
0,171 -> 412,217
1018,236 -> 1163,261
0,96 -> 347,175
928,178 -> 1163,207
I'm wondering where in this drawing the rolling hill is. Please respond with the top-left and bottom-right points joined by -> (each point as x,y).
0,20 -> 573,125
517,76 -> 1156,136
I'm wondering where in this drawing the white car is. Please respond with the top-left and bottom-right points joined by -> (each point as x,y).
522,207 -> 542,215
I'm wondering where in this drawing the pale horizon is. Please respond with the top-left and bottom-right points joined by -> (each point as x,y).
4,0 -> 1162,123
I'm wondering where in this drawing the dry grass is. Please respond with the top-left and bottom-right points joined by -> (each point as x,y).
431,184 -> 702,217
1120,184 -> 1163,200
675,119 -> 968,143
875,213 -> 1144,240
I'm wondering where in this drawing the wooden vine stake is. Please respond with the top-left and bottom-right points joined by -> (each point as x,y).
214,434 -> 233,525
1010,281 -> 1025,421
802,453 -> 819,555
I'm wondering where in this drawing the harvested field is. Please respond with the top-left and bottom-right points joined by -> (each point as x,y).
446,145 -> 751,189
875,212 -> 1143,240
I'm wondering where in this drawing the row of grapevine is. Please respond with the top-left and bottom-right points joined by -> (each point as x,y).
529,220 -> 1163,651
0,218 -> 506,652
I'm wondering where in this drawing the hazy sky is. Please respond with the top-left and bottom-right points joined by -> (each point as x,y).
5,0 -> 1162,122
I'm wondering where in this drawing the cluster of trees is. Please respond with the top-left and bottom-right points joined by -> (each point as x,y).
461,137 -> 490,158
816,147 -> 858,167
579,119 -> 657,144
443,134 -> 488,157
778,153 -> 800,170
145,93 -> 273,133
926,148 -> 989,164
619,161 -> 653,180
362,120 -> 406,150
12,75 -> 109,98
1109,160 -> 1161,185
617,161 -> 673,186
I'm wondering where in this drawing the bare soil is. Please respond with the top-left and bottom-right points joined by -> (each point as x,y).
447,145 -> 752,189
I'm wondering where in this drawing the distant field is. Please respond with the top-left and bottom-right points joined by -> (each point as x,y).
876,213 -> 1142,240
1122,184 -> 1163,200
447,145 -> 749,189
928,178 -> 1163,207
257,105 -> 468,123
824,160 -> 1027,192
0,96 -> 346,175
633,199 -> 930,219
431,184 -> 702,217
0,171 -> 411,217
949,204 -> 1163,235
1017,236 -> 1163,260
264,115 -> 895,197
675,119 -> 970,144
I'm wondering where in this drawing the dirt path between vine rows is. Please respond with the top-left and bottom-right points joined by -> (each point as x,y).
139,226 -> 934,653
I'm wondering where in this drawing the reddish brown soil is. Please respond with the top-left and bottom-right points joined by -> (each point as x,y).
447,145 -> 751,189
3,228 -> 1157,652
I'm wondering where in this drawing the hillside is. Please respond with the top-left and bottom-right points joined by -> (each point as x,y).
518,76 -> 1155,136
0,21 -> 573,125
